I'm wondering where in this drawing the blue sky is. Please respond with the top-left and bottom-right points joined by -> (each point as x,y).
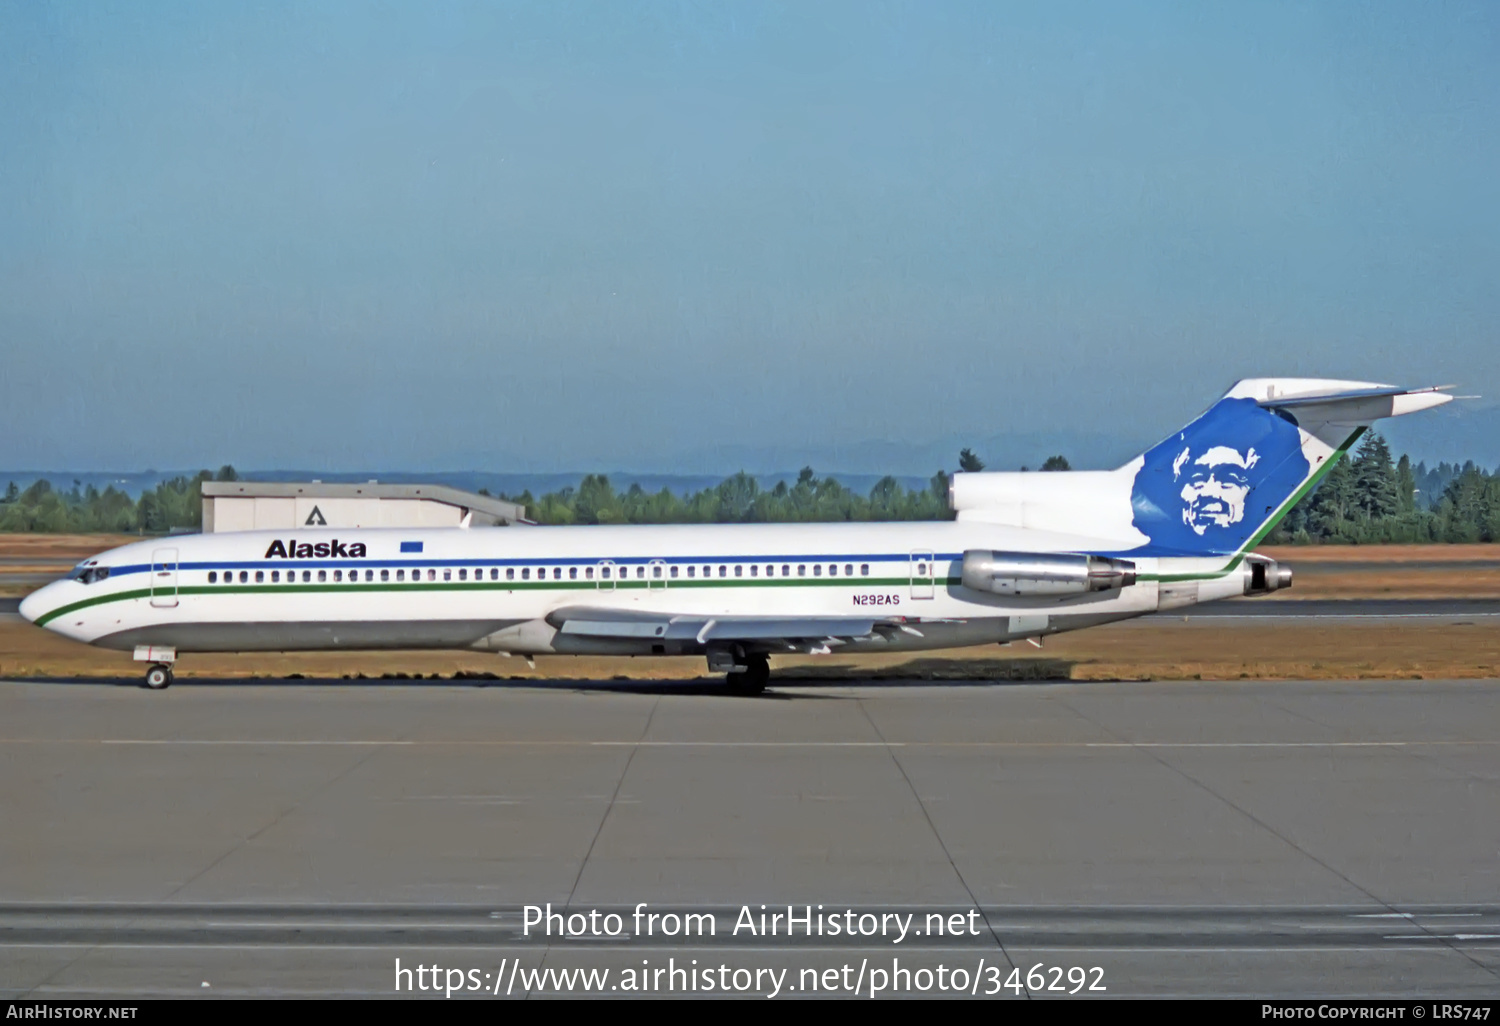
2,1 -> 1496,473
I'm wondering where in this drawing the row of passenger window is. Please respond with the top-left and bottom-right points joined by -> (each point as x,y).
209,568 -> 499,584
205,562 -> 877,585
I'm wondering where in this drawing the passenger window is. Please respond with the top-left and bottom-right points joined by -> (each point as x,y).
239,571 -> 249,583
636,566 -> 644,579
396,569 -> 405,582
687,566 -> 695,578
318,570 -> 327,582
600,566 -> 609,579
208,571 -> 217,583
828,564 -> 837,576
652,565 -> 661,579
490,568 -> 499,580
333,570 -> 341,582
813,565 -> 821,576
749,565 -> 757,577
861,564 -> 869,576
444,569 -> 452,581
734,565 -> 742,577
507,568 -> 515,580
585,567 -> 594,580
669,566 -> 678,578
364,570 -> 372,582
459,568 -> 467,581
380,569 -> 389,582
570,567 -> 578,580
917,563 -> 927,575
522,568 -> 530,580
301,570 -> 310,582
797,565 -> 805,577
845,564 -> 854,576
718,566 -> 726,578
782,565 -> 790,576
255,571 -> 264,583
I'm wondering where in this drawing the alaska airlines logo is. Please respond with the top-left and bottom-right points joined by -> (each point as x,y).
264,538 -> 368,559
1130,397 -> 1309,554
1173,444 -> 1259,535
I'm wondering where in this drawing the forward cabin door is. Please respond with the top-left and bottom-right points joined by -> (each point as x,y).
909,550 -> 935,600
150,547 -> 179,608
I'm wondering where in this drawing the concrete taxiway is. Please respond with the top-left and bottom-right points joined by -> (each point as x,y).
2,675 -> 1498,998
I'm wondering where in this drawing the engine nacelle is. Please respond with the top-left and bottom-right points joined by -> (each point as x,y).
961,550 -> 1137,598
1243,556 -> 1293,596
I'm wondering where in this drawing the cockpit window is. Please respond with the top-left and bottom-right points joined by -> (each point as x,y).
70,566 -> 110,585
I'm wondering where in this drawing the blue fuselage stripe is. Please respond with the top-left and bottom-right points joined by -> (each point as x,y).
104,553 -> 966,579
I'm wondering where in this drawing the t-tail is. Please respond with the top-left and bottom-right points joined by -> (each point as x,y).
950,378 -> 1456,559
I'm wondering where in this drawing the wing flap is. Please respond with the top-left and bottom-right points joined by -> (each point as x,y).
549,606 -> 885,644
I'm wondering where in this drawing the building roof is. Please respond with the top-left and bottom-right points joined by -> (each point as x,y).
200,481 -> 529,526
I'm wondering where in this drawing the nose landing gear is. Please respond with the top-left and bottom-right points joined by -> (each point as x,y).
133,645 -> 177,690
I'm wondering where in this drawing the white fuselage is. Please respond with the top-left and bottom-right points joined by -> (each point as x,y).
21,520 -> 1249,659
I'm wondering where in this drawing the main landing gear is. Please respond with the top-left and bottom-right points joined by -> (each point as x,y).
725,653 -> 770,696
143,664 -> 174,690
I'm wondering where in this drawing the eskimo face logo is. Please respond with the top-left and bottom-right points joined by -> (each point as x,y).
1130,396 -> 1308,555
1173,445 -> 1259,535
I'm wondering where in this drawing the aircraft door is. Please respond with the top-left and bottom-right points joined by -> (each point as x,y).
596,560 -> 616,591
150,547 -> 180,608
909,550 -> 935,600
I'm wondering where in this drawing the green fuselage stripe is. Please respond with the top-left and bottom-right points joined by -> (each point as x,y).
31,576 -> 945,628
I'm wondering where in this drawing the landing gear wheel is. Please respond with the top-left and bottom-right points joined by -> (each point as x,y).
143,664 -> 173,690
725,654 -> 769,695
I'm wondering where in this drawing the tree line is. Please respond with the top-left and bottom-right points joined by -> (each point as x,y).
0,467 -> 239,534
1265,433 -> 1500,544
2,438 -> 1497,542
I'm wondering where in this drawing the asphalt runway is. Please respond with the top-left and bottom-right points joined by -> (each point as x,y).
2,676 -> 1498,999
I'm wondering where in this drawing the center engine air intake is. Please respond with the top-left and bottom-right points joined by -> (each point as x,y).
961,551 -> 1137,597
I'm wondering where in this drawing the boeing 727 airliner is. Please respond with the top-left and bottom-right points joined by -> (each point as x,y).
20,378 -> 1454,691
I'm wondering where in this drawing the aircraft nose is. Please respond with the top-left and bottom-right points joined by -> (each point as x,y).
18,586 -> 52,624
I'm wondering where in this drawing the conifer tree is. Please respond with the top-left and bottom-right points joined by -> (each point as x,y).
1395,454 -> 1417,515
1352,432 -> 1399,520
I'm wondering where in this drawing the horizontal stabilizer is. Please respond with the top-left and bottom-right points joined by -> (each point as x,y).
1233,379 -> 1455,419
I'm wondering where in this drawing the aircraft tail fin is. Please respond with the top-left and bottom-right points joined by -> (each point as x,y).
950,378 -> 1455,557
1124,379 -> 1453,556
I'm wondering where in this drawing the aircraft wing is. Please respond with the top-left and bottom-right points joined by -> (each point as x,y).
545,606 -> 896,645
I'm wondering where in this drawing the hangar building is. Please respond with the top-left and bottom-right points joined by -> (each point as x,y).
200,482 -> 529,532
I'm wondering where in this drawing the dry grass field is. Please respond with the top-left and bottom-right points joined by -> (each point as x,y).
4,619 -> 1495,684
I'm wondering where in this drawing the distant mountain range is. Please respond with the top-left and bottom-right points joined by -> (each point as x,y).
5,400 -> 1493,500
0,468 -> 941,501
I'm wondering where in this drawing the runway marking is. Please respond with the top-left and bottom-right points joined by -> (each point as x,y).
1190,613 -> 1500,619
0,738 -> 1492,749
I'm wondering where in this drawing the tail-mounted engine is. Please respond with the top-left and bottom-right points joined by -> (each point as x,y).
961,550 -> 1137,598
1243,555 -> 1293,596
